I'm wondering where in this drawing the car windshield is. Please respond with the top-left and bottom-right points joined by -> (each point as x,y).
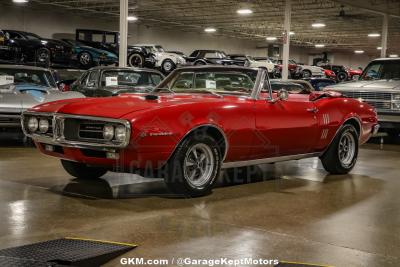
101,70 -> 163,88
155,70 -> 258,96
361,60 -> 400,80
0,68 -> 56,88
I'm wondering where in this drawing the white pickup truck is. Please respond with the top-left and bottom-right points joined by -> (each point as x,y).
325,58 -> 400,139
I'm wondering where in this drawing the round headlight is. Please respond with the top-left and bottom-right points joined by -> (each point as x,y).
115,125 -> 127,142
38,119 -> 49,133
27,117 -> 39,132
103,125 -> 114,141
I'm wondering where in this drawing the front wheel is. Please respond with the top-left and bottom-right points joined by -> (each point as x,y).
337,71 -> 348,82
61,160 -> 108,179
320,124 -> 359,174
302,70 -> 312,78
164,135 -> 221,197
36,48 -> 50,65
128,53 -> 144,67
78,52 -> 93,68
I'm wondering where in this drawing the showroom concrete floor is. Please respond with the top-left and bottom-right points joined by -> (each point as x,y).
0,140 -> 399,267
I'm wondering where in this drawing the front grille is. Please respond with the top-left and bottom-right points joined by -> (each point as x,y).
0,113 -> 21,127
343,91 -> 392,101
64,118 -> 106,142
342,91 -> 394,112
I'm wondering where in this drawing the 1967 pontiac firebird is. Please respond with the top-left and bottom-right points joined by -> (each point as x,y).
22,66 -> 379,196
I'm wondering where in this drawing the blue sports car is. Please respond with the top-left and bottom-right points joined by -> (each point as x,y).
62,39 -> 118,68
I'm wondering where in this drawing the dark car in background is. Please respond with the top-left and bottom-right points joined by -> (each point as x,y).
75,29 -> 155,68
303,77 -> 336,91
0,30 -> 73,66
62,39 -> 118,68
52,68 -> 86,91
69,66 -> 164,97
186,50 -> 238,66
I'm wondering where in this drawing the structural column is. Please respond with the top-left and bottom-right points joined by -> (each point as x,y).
381,14 -> 388,58
282,0 -> 291,81
119,0 -> 128,67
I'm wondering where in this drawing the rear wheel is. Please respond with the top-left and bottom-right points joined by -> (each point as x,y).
36,48 -> 50,65
61,160 -> 108,179
164,134 -> 221,197
161,59 -> 176,73
337,71 -> 348,82
320,124 -> 358,174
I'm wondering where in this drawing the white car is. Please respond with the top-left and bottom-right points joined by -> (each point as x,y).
135,44 -> 186,73
292,60 -> 325,78
230,55 -> 275,73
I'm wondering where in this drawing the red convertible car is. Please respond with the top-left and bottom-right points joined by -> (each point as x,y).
22,66 -> 379,196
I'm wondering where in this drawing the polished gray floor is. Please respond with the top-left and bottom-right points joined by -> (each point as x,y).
0,141 -> 399,266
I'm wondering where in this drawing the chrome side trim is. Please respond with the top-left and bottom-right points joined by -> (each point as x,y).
21,111 -> 131,149
221,152 -> 320,169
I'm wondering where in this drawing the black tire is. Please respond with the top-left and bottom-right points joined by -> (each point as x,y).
128,53 -> 144,67
78,52 -> 93,68
337,71 -> 348,82
61,160 -> 108,179
36,48 -> 50,65
161,59 -> 176,73
164,134 -> 221,197
302,69 -> 312,78
320,124 -> 359,174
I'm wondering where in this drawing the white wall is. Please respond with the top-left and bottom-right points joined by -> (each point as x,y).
0,3 -> 375,69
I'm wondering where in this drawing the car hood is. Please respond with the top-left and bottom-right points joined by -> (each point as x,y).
29,93 -> 227,119
327,80 -> 400,92
0,85 -> 84,114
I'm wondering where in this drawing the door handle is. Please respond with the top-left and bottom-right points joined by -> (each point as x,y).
307,107 -> 318,113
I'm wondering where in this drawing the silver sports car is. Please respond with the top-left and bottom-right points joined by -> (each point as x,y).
0,65 -> 84,140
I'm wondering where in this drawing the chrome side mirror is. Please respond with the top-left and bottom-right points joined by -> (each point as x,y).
268,88 -> 289,103
277,89 -> 289,101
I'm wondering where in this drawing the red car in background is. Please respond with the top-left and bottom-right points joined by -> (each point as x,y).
22,66 -> 378,196
324,69 -> 336,80
347,68 -> 362,80
272,59 -> 298,78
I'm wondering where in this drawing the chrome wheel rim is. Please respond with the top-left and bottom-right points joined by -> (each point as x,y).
183,143 -> 214,189
338,131 -> 356,166
303,71 -> 311,78
163,61 -> 173,71
80,53 -> 91,65
129,55 -> 143,67
38,51 -> 49,62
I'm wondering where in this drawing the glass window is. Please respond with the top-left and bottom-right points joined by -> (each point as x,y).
194,72 -> 254,92
171,72 -> 194,89
105,34 -> 116,44
80,72 -> 90,85
87,71 -> 98,86
204,52 -> 220,58
92,34 -> 103,42
23,33 -> 41,40
101,70 -> 162,88
361,61 -> 400,80
0,68 -> 56,88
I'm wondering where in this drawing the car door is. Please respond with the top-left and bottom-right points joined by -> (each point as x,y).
253,89 -> 320,158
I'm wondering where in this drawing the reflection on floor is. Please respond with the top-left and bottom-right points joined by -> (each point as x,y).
0,137 -> 399,267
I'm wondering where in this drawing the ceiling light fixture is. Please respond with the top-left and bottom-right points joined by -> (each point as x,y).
289,31 -> 295,35
389,54 -> 399,58
315,44 -> 325,48
13,0 -> 28,3
368,33 -> 381,37
377,47 -> 382,50
312,23 -> 326,28
237,9 -> 253,15
355,50 -> 364,54
204,27 -> 217,33
266,37 -> 277,41
127,16 -> 138,21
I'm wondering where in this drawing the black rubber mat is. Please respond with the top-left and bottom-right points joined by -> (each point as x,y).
0,238 -> 137,266
275,262 -> 331,267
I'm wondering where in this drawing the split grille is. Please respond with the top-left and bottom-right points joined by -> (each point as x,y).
0,113 -> 21,127
342,91 -> 394,112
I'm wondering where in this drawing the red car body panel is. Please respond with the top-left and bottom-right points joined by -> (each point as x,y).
348,69 -> 362,79
324,69 -> 336,79
29,90 -> 378,170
